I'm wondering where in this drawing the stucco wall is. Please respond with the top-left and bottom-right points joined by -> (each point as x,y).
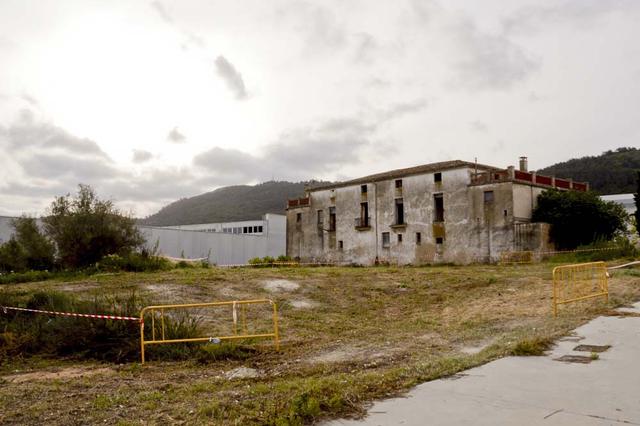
287,167 -> 532,265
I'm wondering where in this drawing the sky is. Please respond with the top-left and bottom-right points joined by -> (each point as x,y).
1,0 -> 639,217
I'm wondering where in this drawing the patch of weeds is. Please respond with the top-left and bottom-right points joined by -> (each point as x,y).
590,352 -> 599,360
510,336 -> 553,356
195,342 -> 257,364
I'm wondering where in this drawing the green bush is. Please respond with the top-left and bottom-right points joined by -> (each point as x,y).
532,189 -> 628,250
96,252 -> 171,273
0,291 -> 203,363
0,217 -> 55,274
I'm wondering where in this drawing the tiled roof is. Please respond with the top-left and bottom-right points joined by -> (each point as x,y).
307,160 -> 501,192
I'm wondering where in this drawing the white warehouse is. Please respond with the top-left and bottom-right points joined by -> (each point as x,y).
138,214 -> 286,265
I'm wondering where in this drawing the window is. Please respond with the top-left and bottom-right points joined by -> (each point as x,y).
254,226 -> 258,232
258,226 -> 263,233
329,207 -> 336,232
395,179 -> 403,188
243,226 -> 248,233
434,194 -> 444,222
338,240 -> 344,250
317,210 -> 324,227
416,232 -> 421,245
382,232 -> 390,248
436,237 -> 444,245
398,234 -> 403,243
484,190 -> 494,203
395,198 -> 404,225
361,184 -> 367,194
296,212 -> 302,222
434,172 -> 442,183
360,202 -> 369,227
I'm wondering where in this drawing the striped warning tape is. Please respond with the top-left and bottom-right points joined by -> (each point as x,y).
0,305 -> 141,322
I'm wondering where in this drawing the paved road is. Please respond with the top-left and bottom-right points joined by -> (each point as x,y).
327,303 -> 640,426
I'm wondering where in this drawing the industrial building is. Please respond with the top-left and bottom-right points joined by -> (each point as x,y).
138,213 -> 286,265
286,158 -> 589,265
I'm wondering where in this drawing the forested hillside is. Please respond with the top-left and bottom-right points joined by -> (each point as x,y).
536,147 -> 640,194
139,181 -> 315,226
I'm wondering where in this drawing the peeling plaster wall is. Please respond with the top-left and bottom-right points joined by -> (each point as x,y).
286,167 -> 552,265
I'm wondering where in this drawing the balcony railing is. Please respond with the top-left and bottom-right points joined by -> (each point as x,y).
355,217 -> 371,229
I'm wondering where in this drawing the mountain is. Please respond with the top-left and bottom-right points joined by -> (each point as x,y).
536,147 -> 640,195
139,181 -> 319,226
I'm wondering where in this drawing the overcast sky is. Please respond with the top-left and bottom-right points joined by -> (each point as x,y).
1,0 -> 639,217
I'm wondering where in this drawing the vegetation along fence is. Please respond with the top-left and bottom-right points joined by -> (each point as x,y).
552,261 -> 609,317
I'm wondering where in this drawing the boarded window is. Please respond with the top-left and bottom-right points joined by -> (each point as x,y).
382,232 -> 390,248
395,198 -> 404,225
484,190 -> 494,203
317,210 -> 324,226
434,194 -> 444,222
329,207 -> 336,232
434,172 -> 442,183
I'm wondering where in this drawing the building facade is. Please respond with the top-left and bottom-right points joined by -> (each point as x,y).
286,159 -> 588,265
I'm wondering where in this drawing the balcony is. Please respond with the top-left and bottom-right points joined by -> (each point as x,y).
355,217 -> 371,231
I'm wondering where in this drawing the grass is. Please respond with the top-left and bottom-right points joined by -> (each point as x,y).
0,261 -> 639,424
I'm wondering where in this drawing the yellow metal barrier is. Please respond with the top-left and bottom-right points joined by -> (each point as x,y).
139,299 -> 279,363
552,261 -> 608,317
500,250 -> 534,265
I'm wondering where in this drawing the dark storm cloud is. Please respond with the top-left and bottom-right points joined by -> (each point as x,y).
167,127 -> 186,143
447,17 -> 539,91
214,56 -> 248,100
132,149 -> 153,163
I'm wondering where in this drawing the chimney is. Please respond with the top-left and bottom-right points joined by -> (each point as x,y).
519,156 -> 528,172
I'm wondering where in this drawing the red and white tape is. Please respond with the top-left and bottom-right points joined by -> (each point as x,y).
0,306 -> 141,322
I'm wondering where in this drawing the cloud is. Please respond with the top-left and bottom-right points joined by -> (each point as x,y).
352,33 -> 378,64
167,127 -> 186,143
150,1 -> 206,50
132,149 -> 153,163
470,121 -> 488,132
446,16 -> 539,91
378,99 -> 428,122
278,2 -> 347,54
214,56 -> 248,100
150,1 -> 173,24
194,117 -> 376,182
503,1 -> 638,35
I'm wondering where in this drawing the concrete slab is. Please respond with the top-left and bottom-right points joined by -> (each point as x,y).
326,313 -> 640,426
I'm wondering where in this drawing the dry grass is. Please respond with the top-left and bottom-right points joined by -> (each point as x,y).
1,262 -> 639,425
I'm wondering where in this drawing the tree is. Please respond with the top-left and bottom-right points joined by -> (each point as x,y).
11,217 -> 55,271
532,189 -> 628,250
635,170 -> 640,238
0,217 -> 54,273
43,184 -> 144,268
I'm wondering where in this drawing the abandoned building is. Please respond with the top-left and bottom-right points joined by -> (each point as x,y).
286,158 -> 588,264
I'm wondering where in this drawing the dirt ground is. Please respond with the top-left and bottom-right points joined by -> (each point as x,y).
1,262 -> 639,425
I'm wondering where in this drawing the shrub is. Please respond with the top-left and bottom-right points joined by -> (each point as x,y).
43,184 -> 144,269
532,189 -> 628,250
96,252 -> 171,273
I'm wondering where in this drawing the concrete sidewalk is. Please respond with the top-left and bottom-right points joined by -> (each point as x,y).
327,303 -> 640,426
